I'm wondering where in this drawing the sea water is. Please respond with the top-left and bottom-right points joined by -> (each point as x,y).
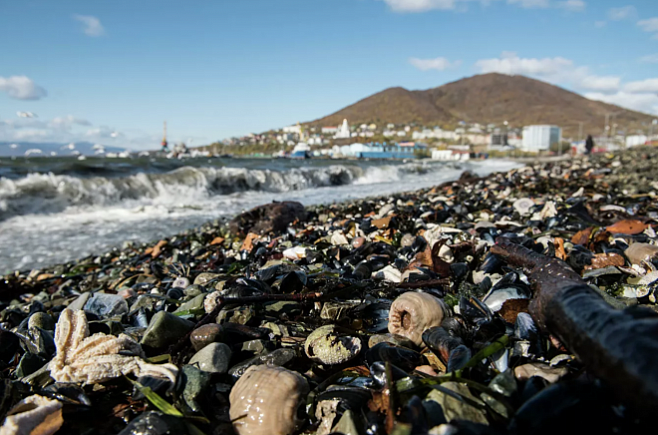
0,156 -> 521,272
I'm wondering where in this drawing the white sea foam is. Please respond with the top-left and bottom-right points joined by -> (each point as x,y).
0,159 -> 521,271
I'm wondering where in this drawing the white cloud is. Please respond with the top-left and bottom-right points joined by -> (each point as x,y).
475,52 -> 620,92
409,57 -> 462,71
379,0 -> 586,12
639,54 -> 658,63
556,0 -> 585,12
73,15 -> 105,37
0,76 -> 47,100
507,0 -> 550,9
50,115 -> 92,129
379,0 -> 457,12
624,78 -> 658,93
583,75 -> 621,92
595,21 -> 606,28
608,6 -> 636,21
638,18 -> 658,32
638,18 -> 658,39
585,91 -> 658,115
476,52 -> 572,77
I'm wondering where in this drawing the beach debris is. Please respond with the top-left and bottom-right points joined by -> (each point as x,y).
388,292 -> 449,346
49,309 -> 177,384
492,238 -> 658,413
229,365 -> 309,435
0,395 -> 63,435
2,148 -> 658,433
304,325 -> 362,365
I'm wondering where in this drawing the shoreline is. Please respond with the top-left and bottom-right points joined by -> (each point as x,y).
0,158 -> 521,272
1,148 -> 658,434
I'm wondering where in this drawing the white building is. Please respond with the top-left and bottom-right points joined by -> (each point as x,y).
431,149 -> 470,161
522,125 -> 561,152
322,126 -> 338,134
334,119 -> 351,139
282,124 -> 302,134
626,135 -> 648,148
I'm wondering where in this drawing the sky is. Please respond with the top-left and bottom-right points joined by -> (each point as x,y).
1,0 -> 658,150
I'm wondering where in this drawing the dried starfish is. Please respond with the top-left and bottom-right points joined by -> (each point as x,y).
0,395 -> 63,435
49,308 -> 178,384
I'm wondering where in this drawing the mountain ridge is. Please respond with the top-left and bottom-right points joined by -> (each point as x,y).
308,73 -> 654,137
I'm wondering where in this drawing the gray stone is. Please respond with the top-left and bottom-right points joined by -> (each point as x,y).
84,292 -> 129,317
183,285 -> 205,297
217,305 -> 254,325
193,273 -> 222,286
140,311 -> 194,349
28,312 -> 55,331
188,342 -> 232,374
174,294 -> 206,314
426,382 -> 488,424
68,292 -> 90,311
181,365 -> 211,413
240,339 -> 275,357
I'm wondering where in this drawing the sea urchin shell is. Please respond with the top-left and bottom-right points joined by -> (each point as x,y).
229,365 -> 309,435
304,325 -> 362,365
388,292 -> 448,346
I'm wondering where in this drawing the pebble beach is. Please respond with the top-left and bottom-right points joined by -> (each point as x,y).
2,149 -> 658,435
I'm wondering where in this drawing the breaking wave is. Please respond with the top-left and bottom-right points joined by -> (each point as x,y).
0,162 -> 460,219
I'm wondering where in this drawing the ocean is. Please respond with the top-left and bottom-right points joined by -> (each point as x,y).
0,156 -> 522,272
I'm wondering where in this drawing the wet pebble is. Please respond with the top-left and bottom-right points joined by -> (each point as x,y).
190,323 -> 225,351
140,311 -> 194,348
188,342 -> 232,374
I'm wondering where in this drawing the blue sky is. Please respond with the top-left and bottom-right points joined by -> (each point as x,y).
1,0 -> 658,149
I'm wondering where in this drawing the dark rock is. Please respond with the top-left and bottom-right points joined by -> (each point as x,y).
229,201 -> 306,235
140,311 -> 194,349
190,323 -> 225,351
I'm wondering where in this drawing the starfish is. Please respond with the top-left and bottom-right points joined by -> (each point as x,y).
49,308 -> 178,385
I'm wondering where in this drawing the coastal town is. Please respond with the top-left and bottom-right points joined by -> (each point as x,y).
202,116 -> 658,160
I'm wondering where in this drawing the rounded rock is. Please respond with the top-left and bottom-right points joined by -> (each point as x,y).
28,312 -> 55,331
190,323 -> 225,351
188,342 -> 232,374
140,311 -> 195,349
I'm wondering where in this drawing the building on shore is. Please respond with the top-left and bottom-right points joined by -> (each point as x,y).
322,126 -> 338,134
431,149 -> 470,161
626,135 -> 648,148
334,119 -> 351,139
522,125 -> 561,152
333,141 -> 427,159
